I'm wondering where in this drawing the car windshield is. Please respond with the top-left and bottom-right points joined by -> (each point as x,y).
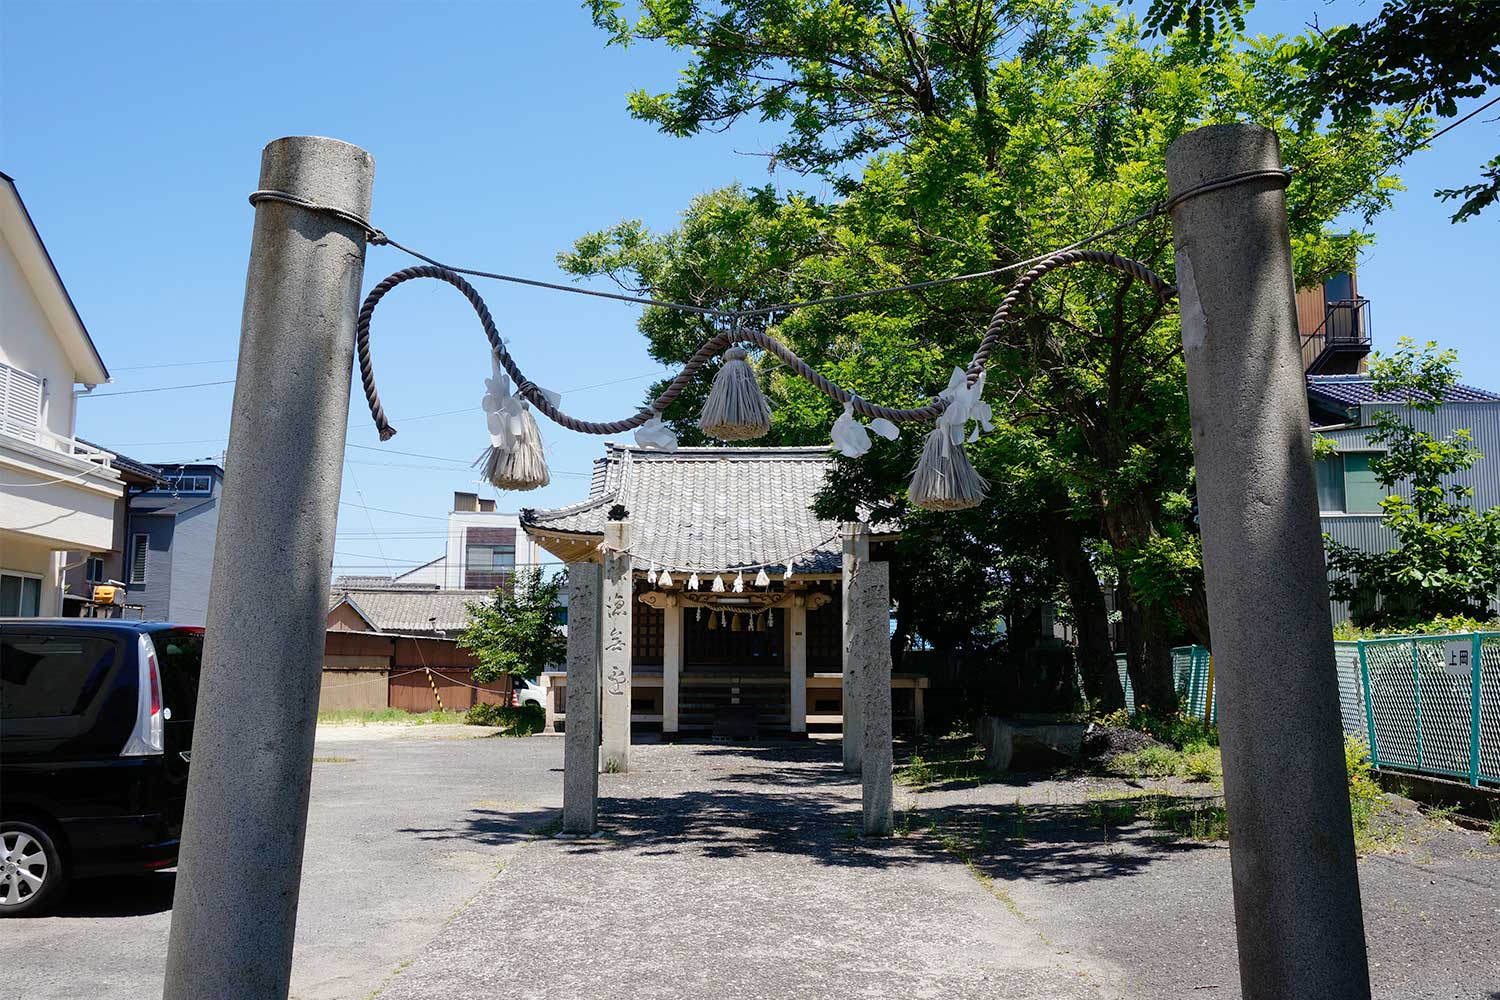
150,629 -> 204,720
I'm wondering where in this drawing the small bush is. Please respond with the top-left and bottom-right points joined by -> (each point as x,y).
1181,748 -> 1222,783
1113,744 -> 1183,778
465,701 -> 545,735
1344,735 -> 1390,852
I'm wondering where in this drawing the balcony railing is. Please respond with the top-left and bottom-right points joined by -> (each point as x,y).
0,418 -> 117,473
1301,297 -> 1372,374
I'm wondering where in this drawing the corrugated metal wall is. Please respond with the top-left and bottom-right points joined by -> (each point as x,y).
1318,400 -> 1500,623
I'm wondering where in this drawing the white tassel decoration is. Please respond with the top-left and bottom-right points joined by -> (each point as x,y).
754,568 -> 770,588
908,367 -> 989,511
659,569 -> 673,587
647,563 -> 658,584
870,417 -> 900,440
830,400 -> 872,458
732,571 -> 744,593
476,353 -> 551,491
783,561 -> 794,580
698,347 -> 771,440
635,414 -> 679,452
688,572 -> 700,590
711,575 -> 725,593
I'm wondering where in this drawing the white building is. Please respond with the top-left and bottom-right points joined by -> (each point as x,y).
0,170 -> 122,617
335,491 -> 549,592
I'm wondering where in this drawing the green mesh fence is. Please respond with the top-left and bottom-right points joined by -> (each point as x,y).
1353,633 -> 1498,787
1115,635 -> 1498,787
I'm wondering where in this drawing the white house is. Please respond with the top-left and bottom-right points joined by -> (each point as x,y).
0,170 -> 122,617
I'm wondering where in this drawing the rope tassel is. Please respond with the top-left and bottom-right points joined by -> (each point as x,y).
908,426 -> 986,511
476,353 -> 550,491
698,347 -> 771,441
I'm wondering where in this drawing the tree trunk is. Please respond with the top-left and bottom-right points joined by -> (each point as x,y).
1044,513 -> 1125,712
1121,581 -> 1178,714
1099,499 -> 1212,648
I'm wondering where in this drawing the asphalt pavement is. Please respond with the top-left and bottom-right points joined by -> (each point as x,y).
0,726 -> 563,1000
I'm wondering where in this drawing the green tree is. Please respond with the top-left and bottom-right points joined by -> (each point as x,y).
1325,339 -> 1500,629
571,1 -> 1422,708
1141,0 -> 1500,221
456,568 -> 568,683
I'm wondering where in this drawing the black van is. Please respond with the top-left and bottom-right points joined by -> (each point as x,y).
0,620 -> 202,916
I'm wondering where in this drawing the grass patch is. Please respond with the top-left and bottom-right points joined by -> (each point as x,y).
894,741 -> 988,790
1108,744 -> 1223,783
312,756 -> 354,764
1488,814 -> 1500,846
317,708 -> 466,726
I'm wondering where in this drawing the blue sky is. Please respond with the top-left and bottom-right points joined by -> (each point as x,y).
2,1 -> 1495,579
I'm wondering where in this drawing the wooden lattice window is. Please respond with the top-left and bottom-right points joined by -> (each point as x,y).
633,598 -> 664,666
805,591 -> 842,671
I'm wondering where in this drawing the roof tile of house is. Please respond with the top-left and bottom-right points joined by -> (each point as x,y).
521,444 -> 896,574
1307,374 -> 1500,407
328,588 -> 491,634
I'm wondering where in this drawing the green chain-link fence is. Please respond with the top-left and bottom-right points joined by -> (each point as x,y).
1116,634 -> 1500,787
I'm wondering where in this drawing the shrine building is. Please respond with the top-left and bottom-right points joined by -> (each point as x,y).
522,444 -> 929,738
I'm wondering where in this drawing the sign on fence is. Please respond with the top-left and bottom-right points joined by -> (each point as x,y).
1441,639 -> 1474,678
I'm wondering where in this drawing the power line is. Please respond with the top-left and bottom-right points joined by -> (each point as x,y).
337,501 -> 448,521
112,358 -> 236,372
1422,93 -> 1500,147
82,379 -> 236,399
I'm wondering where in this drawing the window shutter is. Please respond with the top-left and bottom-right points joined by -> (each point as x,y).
1343,454 -> 1386,514
0,361 -> 44,441
131,535 -> 149,584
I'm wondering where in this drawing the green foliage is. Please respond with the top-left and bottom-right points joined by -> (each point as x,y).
464,701 -> 546,735
1109,742 -> 1222,781
1344,734 -> 1391,852
1098,706 -> 1219,750
455,568 -> 568,683
1145,0 -> 1500,220
1333,613 -> 1499,641
573,2 -> 1423,660
1325,340 -> 1500,629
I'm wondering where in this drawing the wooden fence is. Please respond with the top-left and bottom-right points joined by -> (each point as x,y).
321,630 -> 512,713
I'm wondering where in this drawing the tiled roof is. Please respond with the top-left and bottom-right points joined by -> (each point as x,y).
327,588 -> 491,633
521,444 -> 897,575
1307,375 -> 1500,407
332,575 -> 439,590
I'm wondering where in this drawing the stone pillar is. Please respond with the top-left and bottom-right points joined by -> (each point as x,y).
562,561 -> 602,835
163,136 -> 373,1000
841,521 -> 870,773
1167,123 -> 1370,1000
599,520 -> 633,773
662,595 -> 682,737
788,598 -> 808,735
856,562 -> 893,835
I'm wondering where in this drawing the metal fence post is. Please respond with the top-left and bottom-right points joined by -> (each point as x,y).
1471,633 -> 1483,787
1359,641 -> 1379,768
1411,639 -> 1424,770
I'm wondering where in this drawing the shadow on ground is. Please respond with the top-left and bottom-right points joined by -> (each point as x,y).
46,871 -> 177,918
410,738 -> 1224,887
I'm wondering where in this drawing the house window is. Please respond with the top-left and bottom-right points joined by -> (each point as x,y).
0,361 -> 44,442
0,572 -> 43,617
86,557 -> 105,583
131,534 -> 149,584
159,473 -> 211,494
464,541 -> 516,589
1315,452 -> 1385,514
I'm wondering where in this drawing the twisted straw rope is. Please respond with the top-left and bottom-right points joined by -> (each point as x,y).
355,250 -> 1178,441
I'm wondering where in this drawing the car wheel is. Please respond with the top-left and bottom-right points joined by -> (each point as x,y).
1,820 -> 65,916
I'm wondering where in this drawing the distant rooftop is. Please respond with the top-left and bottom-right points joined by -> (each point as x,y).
1307,374 -> 1500,407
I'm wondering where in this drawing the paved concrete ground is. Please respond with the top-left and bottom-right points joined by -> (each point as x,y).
380,741 -> 1116,1000
384,739 -> 1500,1000
906,764 -> 1500,999
10,732 -> 1496,999
0,725 -> 562,1000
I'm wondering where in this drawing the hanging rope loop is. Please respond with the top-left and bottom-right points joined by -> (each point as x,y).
354,249 -> 1177,442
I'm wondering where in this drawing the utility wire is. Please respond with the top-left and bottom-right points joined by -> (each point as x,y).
81,379 -> 236,399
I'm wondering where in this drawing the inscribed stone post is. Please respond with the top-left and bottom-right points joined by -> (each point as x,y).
562,561 -> 602,834
841,521 -> 870,773
856,562 -> 893,835
599,520 -> 632,773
